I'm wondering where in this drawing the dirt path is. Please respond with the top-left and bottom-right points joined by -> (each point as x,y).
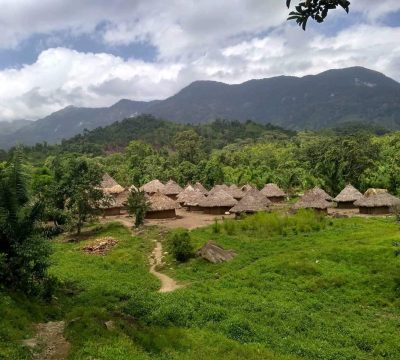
150,241 -> 182,293
23,321 -> 70,360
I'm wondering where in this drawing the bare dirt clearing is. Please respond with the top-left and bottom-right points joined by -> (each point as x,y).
101,208 -> 234,230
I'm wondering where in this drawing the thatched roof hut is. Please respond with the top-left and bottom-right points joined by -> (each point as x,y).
260,183 -> 286,202
199,189 -> 237,214
140,179 -> 165,194
146,191 -> 178,219
292,193 -> 333,214
101,173 -> 119,189
196,241 -> 237,263
101,174 -> 125,195
227,184 -> 245,200
182,189 -> 206,211
230,191 -> 270,215
354,192 -> 400,215
193,182 -> 207,194
304,187 -> 333,201
177,185 -> 195,204
162,180 -> 183,200
334,184 -> 363,208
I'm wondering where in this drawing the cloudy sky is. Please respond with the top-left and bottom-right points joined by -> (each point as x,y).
0,0 -> 399,121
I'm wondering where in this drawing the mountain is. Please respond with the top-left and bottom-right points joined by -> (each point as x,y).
148,67 -> 400,129
0,119 -> 32,135
0,100 -> 156,148
1,67 -> 400,149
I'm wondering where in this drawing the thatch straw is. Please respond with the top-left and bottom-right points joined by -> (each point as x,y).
364,188 -> 388,197
241,184 -> 254,192
199,189 -> 237,208
304,187 -> 333,201
260,183 -> 286,198
177,185 -> 195,203
129,185 -> 138,192
101,173 -> 120,189
207,184 -> 231,196
334,184 -> 363,203
292,193 -> 333,210
230,192 -> 270,214
148,191 -> 178,211
182,189 -> 206,206
354,192 -> 400,208
193,182 -> 207,194
162,180 -> 183,195
226,184 -> 245,199
140,179 -> 165,193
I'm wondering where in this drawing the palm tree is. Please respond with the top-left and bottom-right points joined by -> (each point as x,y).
0,149 -> 50,293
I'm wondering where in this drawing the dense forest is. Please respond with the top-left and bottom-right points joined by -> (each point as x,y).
0,114 -> 398,200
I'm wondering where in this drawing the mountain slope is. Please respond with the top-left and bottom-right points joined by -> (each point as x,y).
1,66 -> 400,149
148,67 -> 400,129
0,120 -> 32,135
0,99 -> 156,148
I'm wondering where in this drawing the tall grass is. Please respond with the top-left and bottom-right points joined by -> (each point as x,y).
222,209 -> 325,237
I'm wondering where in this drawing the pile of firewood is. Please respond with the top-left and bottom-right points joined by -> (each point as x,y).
82,237 -> 118,255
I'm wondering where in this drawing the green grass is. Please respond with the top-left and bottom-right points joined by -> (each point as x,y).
1,214 -> 400,359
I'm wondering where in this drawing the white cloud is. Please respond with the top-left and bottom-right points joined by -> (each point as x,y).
0,48 -> 182,121
0,0 -> 400,121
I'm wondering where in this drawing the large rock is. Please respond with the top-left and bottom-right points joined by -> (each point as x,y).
196,241 -> 236,263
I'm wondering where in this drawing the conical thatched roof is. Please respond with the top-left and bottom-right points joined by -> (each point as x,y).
226,184 -> 245,199
196,241 -> 237,263
162,180 -> 183,195
260,183 -> 286,198
354,192 -> 400,208
241,184 -> 254,192
177,185 -> 195,202
193,182 -> 207,194
182,189 -> 206,206
199,189 -> 237,208
101,173 -> 120,189
292,193 -> 333,210
140,179 -> 165,193
334,184 -> 363,203
148,191 -> 178,211
230,192 -> 270,214
208,184 -> 231,196
304,187 -> 333,201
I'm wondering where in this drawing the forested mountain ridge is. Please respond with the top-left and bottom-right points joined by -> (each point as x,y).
1,66 -> 400,149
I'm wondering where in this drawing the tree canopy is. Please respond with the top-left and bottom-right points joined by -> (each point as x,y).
286,0 -> 351,29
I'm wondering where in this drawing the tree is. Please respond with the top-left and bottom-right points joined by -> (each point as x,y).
167,229 -> 194,262
0,149 -> 51,294
58,157 -> 105,235
125,189 -> 149,228
286,0 -> 351,30
173,130 -> 204,164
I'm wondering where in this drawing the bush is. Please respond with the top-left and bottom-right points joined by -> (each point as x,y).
167,229 -> 194,262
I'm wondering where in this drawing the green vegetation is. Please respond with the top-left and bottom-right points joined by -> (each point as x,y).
1,212 -> 399,359
167,229 -> 194,262
126,189 -> 149,228
10,116 -> 400,198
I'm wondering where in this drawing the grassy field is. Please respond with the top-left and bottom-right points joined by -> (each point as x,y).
1,212 -> 400,359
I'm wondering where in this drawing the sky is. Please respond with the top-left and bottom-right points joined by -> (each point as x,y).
0,0 -> 399,122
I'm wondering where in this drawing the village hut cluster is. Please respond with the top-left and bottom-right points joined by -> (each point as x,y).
100,174 -> 400,219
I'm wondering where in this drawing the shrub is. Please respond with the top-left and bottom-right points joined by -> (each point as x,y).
212,219 -> 221,234
167,229 -> 194,262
